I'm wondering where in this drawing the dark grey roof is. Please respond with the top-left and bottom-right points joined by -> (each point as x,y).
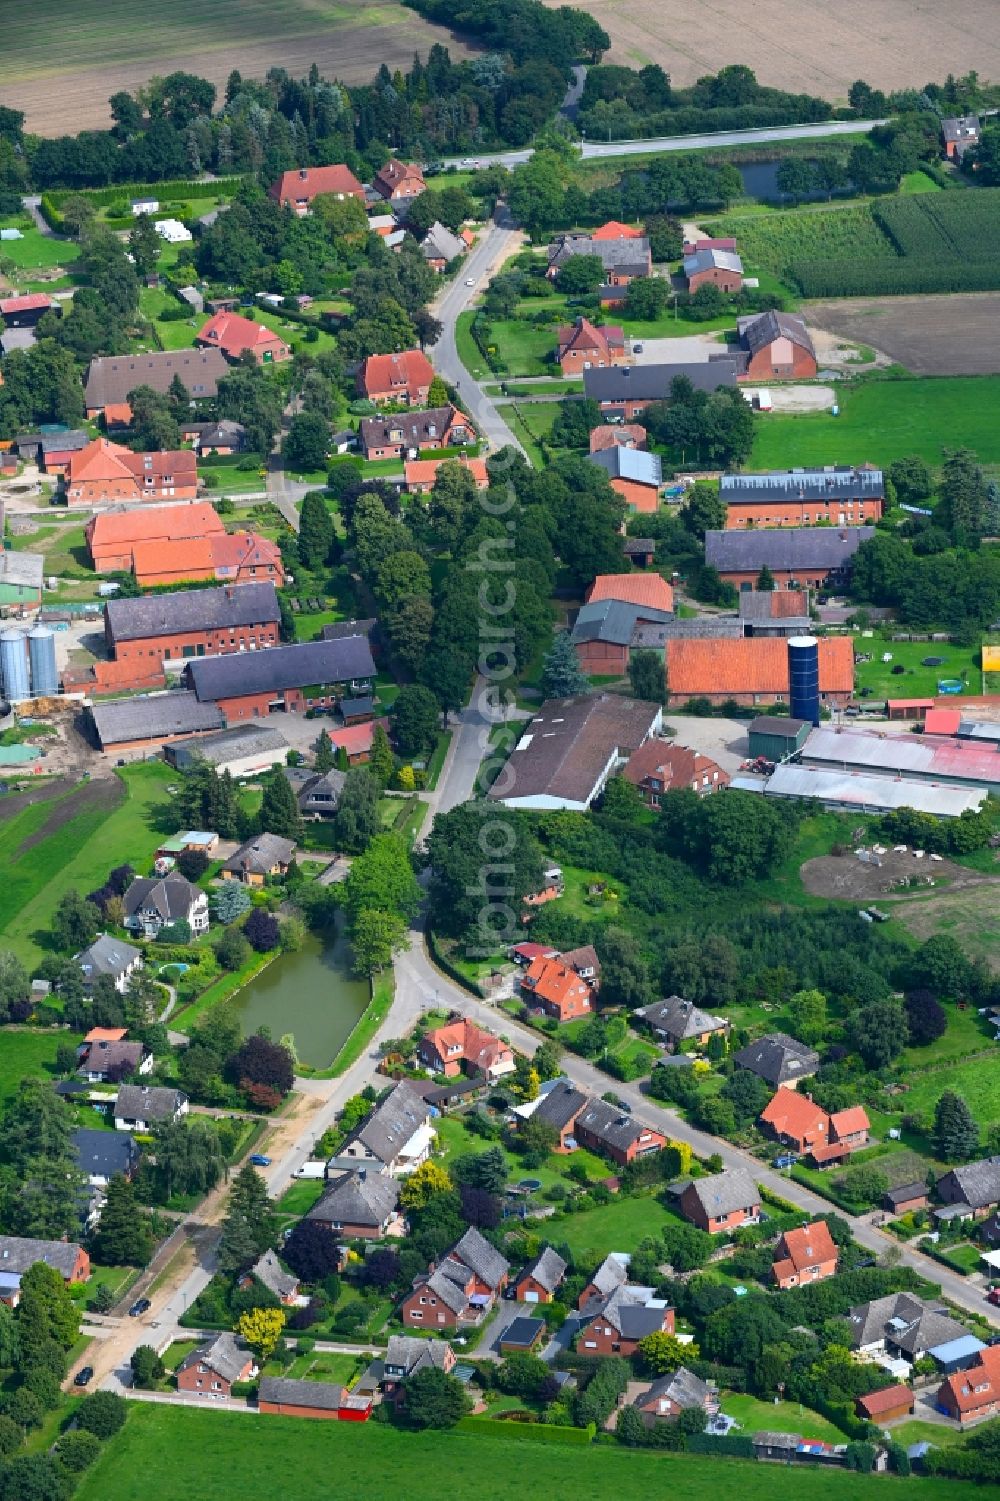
518,1245 -> 567,1294
937,1156 -> 1000,1212
309,1169 -> 400,1228
188,636 -> 375,702
15,429 -> 90,457
636,1365 -> 710,1411
747,715 -> 810,740
733,1032 -> 819,1085
294,769 -> 346,814
345,1081 -> 429,1166
636,994 -> 727,1041
340,696 -> 374,717
489,693 -> 662,807
384,1334 -> 452,1377
76,933 -> 141,982
0,1236 -> 84,1278
549,235 -> 651,275
196,420 -> 247,448
71,1127 -> 141,1179
450,1226 -> 509,1289
123,873 -> 202,923
582,1283 -> 669,1338
885,1180 -> 928,1207
251,1249 -> 298,1300
684,247 -> 743,277
705,526 -> 875,575
684,1167 -> 759,1218
737,310 -> 814,359
624,538 -> 655,555
90,691 -> 225,749
942,114 -> 979,143
179,1333 -> 251,1385
105,581 -> 280,645
322,617 -> 378,642
531,1081 -> 588,1132
167,723 -> 288,768
114,1083 -> 187,1122
848,1292 -> 967,1356
360,407 -> 468,452
576,1096 -> 659,1155
421,222 -> 465,262
584,361 -> 738,404
222,832 -> 296,876
502,1315 -> 545,1346
258,1375 -> 342,1410
720,467 -> 884,505
571,598 -> 674,647
739,590 -> 810,624
77,1041 -> 144,1077
423,1264 -> 472,1314
85,348 -> 229,409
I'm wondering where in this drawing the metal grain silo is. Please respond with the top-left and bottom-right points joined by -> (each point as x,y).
0,630 -> 29,702
788,635 -> 820,726
27,625 -> 57,697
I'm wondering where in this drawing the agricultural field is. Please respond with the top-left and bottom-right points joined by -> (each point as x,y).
711,202 -> 893,284
3,0 -> 473,135
77,1404 -> 986,1501
751,376 -> 1000,470
806,294 -> 1000,376
892,883 -> 1000,970
554,0 -> 1000,102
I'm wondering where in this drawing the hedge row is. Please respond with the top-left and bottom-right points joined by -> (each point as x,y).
46,176 -> 247,208
426,927 -> 485,998
790,256 -> 1000,297
686,1432 -> 755,1458
456,1417 -> 596,1444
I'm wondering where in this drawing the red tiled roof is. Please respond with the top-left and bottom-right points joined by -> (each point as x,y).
760,1087 -> 828,1141
131,537 -> 217,579
405,456 -> 488,489
512,942 -> 558,962
329,717 -> 389,757
666,636 -> 854,696
556,317 -> 625,359
423,1018 -> 510,1071
623,738 -> 728,794
102,403 -> 134,426
198,311 -> 288,357
67,438 -> 135,484
87,503 -> 223,554
374,159 -> 425,194
522,956 -> 592,1011
857,1385 -> 913,1418
0,292 -> 53,314
586,572 -> 674,611
592,221 -> 645,240
809,1142 -> 850,1164
923,707 -> 961,734
210,531 -> 284,576
774,1220 -> 837,1275
590,424 -> 647,453
271,164 -> 363,203
84,1027 -> 128,1043
830,1105 -> 870,1139
360,349 -> 434,398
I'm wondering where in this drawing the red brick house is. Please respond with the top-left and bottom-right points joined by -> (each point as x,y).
772,1220 -> 839,1289
373,159 -> 426,201
883,1182 -> 929,1217
418,1017 -> 515,1084
737,311 -> 817,380
937,1345 -> 1000,1426
269,164 -> 365,213
760,1088 -> 830,1155
306,1169 -> 402,1240
513,1246 -> 568,1304
104,581 -> 281,669
177,1333 -> 255,1398
578,1283 -> 675,1356
633,1367 -> 715,1426
0,1237 -> 90,1302
524,1081 -> 589,1151
131,532 -> 284,589
578,1253 -> 630,1309
556,317 -> 628,376
401,1227 -> 509,1330
573,1098 -> 666,1167
679,1168 -> 760,1233
405,455 -> 488,493
359,404 -> 473,459
684,247 -> 743,292
623,740 -> 729,805
520,956 -> 593,1021
197,311 -> 290,365
590,423 -> 647,454
664,636 -> 855,709
381,1334 -> 456,1398
63,438 -> 197,506
358,349 -> 435,405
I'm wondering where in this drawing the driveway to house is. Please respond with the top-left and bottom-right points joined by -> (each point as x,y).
430,212 -> 526,456
631,332 -> 727,364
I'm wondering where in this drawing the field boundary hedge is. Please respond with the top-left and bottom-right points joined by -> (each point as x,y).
457,1417 -> 595,1444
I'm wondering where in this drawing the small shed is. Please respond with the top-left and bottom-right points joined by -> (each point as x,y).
747,714 -> 810,762
928,1334 -> 986,1374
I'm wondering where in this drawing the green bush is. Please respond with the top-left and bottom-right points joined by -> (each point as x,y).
456,1417 -> 595,1444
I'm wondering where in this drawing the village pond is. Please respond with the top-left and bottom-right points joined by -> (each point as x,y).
228,923 -> 369,1070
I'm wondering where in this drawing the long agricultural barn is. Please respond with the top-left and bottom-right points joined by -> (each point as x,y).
800,727 -> 1000,794
704,526 -> 875,591
163,724 -> 289,777
89,691 -> 225,759
763,763 -> 988,817
185,636 -> 376,722
104,582 -> 281,668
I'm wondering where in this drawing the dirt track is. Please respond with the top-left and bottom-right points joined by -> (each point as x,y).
806,294 -> 1000,376
551,0 -> 1000,102
800,847 -> 998,900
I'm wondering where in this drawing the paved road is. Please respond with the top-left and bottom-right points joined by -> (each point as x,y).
430,213 -> 526,456
438,118 -> 885,172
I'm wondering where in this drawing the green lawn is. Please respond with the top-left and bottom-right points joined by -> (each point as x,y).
891,1419 -> 968,1448
0,220 -> 80,270
433,1114 -> 609,1194
455,310 -> 487,378
9,521 -> 92,579
854,638 -> 985,701
160,1340 -> 199,1374
276,1180 -> 326,1216
720,1393 -> 849,1442
752,377 -> 1000,470
0,762 -> 175,966
0,1028 -> 77,1104
485,319 -> 557,377
900,170 -> 942,195
77,1405 -> 989,1501
252,305 -> 338,357
897,1053 -> 1000,1121
554,1192 -> 685,1262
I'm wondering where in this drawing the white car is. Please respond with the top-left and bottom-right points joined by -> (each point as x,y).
465,277 -> 476,287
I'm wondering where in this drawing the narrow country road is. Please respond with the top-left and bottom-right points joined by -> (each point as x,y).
430,211 -> 526,456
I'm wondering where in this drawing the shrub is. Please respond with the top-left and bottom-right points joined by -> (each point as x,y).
76,1390 -> 127,1438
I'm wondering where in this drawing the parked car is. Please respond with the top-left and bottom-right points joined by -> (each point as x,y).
250,1154 -> 271,1167
128,1298 -> 151,1318
74,1366 -> 94,1387
986,1287 -> 1000,1307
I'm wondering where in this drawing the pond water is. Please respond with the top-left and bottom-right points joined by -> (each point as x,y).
227,921 -> 369,1070
737,161 -> 853,204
